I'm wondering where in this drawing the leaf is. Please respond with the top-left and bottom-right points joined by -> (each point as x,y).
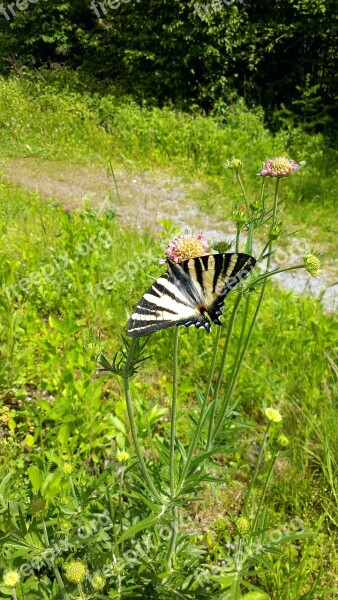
58,424 -> 70,445
28,466 -> 42,493
242,593 -> 270,600
24,434 -> 35,447
117,513 -> 162,544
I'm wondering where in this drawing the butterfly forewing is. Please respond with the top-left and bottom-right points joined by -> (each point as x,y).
126,252 -> 256,337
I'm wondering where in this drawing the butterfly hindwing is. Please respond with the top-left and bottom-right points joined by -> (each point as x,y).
126,252 -> 256,338
127,269 -> 210,338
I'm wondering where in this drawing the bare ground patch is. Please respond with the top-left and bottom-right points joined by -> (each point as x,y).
1,157 -> 336,310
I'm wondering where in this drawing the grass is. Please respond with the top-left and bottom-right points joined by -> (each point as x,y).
0,72 -> 337,254
0,181 -> 337,598
0,71 -> 337,598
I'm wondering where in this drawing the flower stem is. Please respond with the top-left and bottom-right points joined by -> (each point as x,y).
253,450 -> 279,530
206,294 -> 241,450
54,567 -> 69,600
169,327 -> 179,498
211,179 -> 281,444
236,171 -> 249,212
123,339 -> 163,504
167,328 -> 180,568
235,227 -> 240,252
245,423 -> 271,513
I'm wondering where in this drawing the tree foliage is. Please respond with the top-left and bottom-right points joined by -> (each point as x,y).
0,0 -> 337,138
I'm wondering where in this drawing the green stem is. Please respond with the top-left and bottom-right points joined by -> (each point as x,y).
167,328 -> 180,568
245,423 -> 271,513
211,296 -> 251,443
69,476 -> 79,511
77,582 -> 85,599
236,171 -> 249,212
54,566 -> 69,600
205,326 -> 222,402
211,177 -> 281,443
41,514 -> 49,546
169,328 -> 179,498
253,451 -> 279,530
248,264 -> 305,290
166,506 -> 179,569
235,227 -> 240,252
177,327 -> 222,490
123,339 -> 163,504
206,294 -> 242,450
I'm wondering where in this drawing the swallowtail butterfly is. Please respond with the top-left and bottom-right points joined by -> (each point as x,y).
127,253 -> 256,338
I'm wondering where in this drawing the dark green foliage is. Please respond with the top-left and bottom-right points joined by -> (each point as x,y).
0,0 -> 337,140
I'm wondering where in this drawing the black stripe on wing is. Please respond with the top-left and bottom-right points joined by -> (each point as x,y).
207,253 -> 256,324
126,271 -> 210,338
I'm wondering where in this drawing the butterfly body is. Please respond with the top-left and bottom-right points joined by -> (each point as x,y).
127,252 -> 256,338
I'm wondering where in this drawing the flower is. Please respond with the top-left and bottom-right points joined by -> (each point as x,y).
303,254 -> 321,277
62,463 -> 73,475
64,207 -> 72,213
224,158 -> 245,170
3,571 -> 20,587
116,451 -> 130,463
92,572 -> 106,590
0,414 -> 9,423
64,560 -> 87,584
277,434 -> 290,448
166,233 -> 209,263
28,498 -> 46,515
260,157 -> 299,177
236,516 -> 250,534
265,407 -> 282,423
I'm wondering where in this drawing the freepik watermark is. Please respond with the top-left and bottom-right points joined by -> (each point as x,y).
1,228 -> 113,302
0,0 -> 46,21
194,0 -> 243,20
90,0 -> 141,19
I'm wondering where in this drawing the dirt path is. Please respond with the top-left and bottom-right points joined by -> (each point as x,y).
1,157 -> 336,311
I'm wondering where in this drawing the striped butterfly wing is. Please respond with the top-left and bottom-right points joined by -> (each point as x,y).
126,252 -> 256,338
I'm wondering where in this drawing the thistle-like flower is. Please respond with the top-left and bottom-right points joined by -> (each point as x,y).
166,233 -> 209,263
260,157 -> 299,178
265,407 -> 282,423
3,571 -> 20,587
236,516 -> 250,534
303,253 -> 321,277
64,560 -> 87,584
116,450 -> 130,463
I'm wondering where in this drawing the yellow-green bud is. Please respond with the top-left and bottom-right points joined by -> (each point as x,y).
269,222 -> 283,240
116,451 -> 130,463
303,254 -> 320,277
62,463 -> 73,475
92,572 -> 106,590
3,571 -> 20,587
224,158 -> 245,170
265,407 -> 282,423
64,560 -> 87,584
277,434 -> 289,448
236,516 -> 250,534
60,520 -> 71,533
230,204 -> 247,228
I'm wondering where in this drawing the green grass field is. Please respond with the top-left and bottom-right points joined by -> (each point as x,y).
0,73 -> 337,599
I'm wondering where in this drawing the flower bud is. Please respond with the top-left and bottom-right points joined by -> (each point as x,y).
64,560 -> 87,584
264,407 -> 282,423
303,254 -> 320,277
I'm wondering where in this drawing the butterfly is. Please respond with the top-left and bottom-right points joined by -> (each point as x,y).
127,252 -> 256,338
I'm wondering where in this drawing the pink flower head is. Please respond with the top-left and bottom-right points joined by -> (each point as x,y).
64,207 -> 72,213
166,233 -> 209,263
260,157 -> 299,178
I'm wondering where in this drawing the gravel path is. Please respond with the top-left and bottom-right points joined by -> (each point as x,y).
1,157 -> 336,311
